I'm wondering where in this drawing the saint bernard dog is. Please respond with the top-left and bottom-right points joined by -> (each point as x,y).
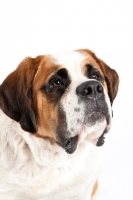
0,49 -> 119,200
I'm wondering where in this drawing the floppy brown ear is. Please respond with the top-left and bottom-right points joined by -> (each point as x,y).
0,56 -> 41,133
99,59 -> 119,105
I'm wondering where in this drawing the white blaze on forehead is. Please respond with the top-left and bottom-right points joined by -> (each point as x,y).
49,51 -> 87,79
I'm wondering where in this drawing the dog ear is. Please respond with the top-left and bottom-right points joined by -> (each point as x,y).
99,59 -> 119,105
0,56 -> 41,133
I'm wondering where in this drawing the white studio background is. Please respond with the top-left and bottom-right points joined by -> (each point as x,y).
0,1 -> 133,199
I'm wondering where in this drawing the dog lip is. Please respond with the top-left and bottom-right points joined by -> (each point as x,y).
65,135 -> 78,154
89,109 -> 110,120
86,110 -> 106,120
90,110 -> 110,125
93,109 -> 106,115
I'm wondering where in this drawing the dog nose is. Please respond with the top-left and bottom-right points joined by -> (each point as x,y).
76,81 -> 103,99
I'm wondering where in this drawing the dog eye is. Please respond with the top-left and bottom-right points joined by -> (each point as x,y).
52,78 -> 63,87
92,73 -> 99,80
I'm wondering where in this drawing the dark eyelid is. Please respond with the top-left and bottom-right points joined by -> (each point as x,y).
85,64 -> 104,82
50,76 -> 63,85
93,69 -> 100,75
50,76 -> 60,82
93,69 -> 99,73
93,70 -> 105,82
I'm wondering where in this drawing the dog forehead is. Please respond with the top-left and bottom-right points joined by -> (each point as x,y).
33,50 -> 103,90
49,51 -> 87,74
50,51 -> 86,64
49,51 -> 101,77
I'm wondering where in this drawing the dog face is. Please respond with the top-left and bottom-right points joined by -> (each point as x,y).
0,49 -> 119,154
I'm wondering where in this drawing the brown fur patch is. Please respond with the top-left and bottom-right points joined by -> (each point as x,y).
32,56 -> 62,140
91,181 -> 98,197
0,56 -> 43,133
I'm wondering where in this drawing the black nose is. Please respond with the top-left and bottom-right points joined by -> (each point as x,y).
76,81 -> 103,99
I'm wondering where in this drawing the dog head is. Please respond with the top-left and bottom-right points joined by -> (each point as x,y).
0,49 -> 119,154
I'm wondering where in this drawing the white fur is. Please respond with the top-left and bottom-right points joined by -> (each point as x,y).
0,51 -> 112,199
0,109 -> 103,200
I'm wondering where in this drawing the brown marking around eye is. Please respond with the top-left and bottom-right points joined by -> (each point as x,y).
76,49 -> 104,76
32,56 -> 62,141
76,49 -> 108,92
77,49 -> 119,104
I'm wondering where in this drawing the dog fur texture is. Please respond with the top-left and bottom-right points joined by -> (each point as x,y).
0,49 -> 119,200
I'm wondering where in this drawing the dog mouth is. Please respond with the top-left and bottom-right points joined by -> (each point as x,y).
64,111 -> 110,154
57,101 -> 110,154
